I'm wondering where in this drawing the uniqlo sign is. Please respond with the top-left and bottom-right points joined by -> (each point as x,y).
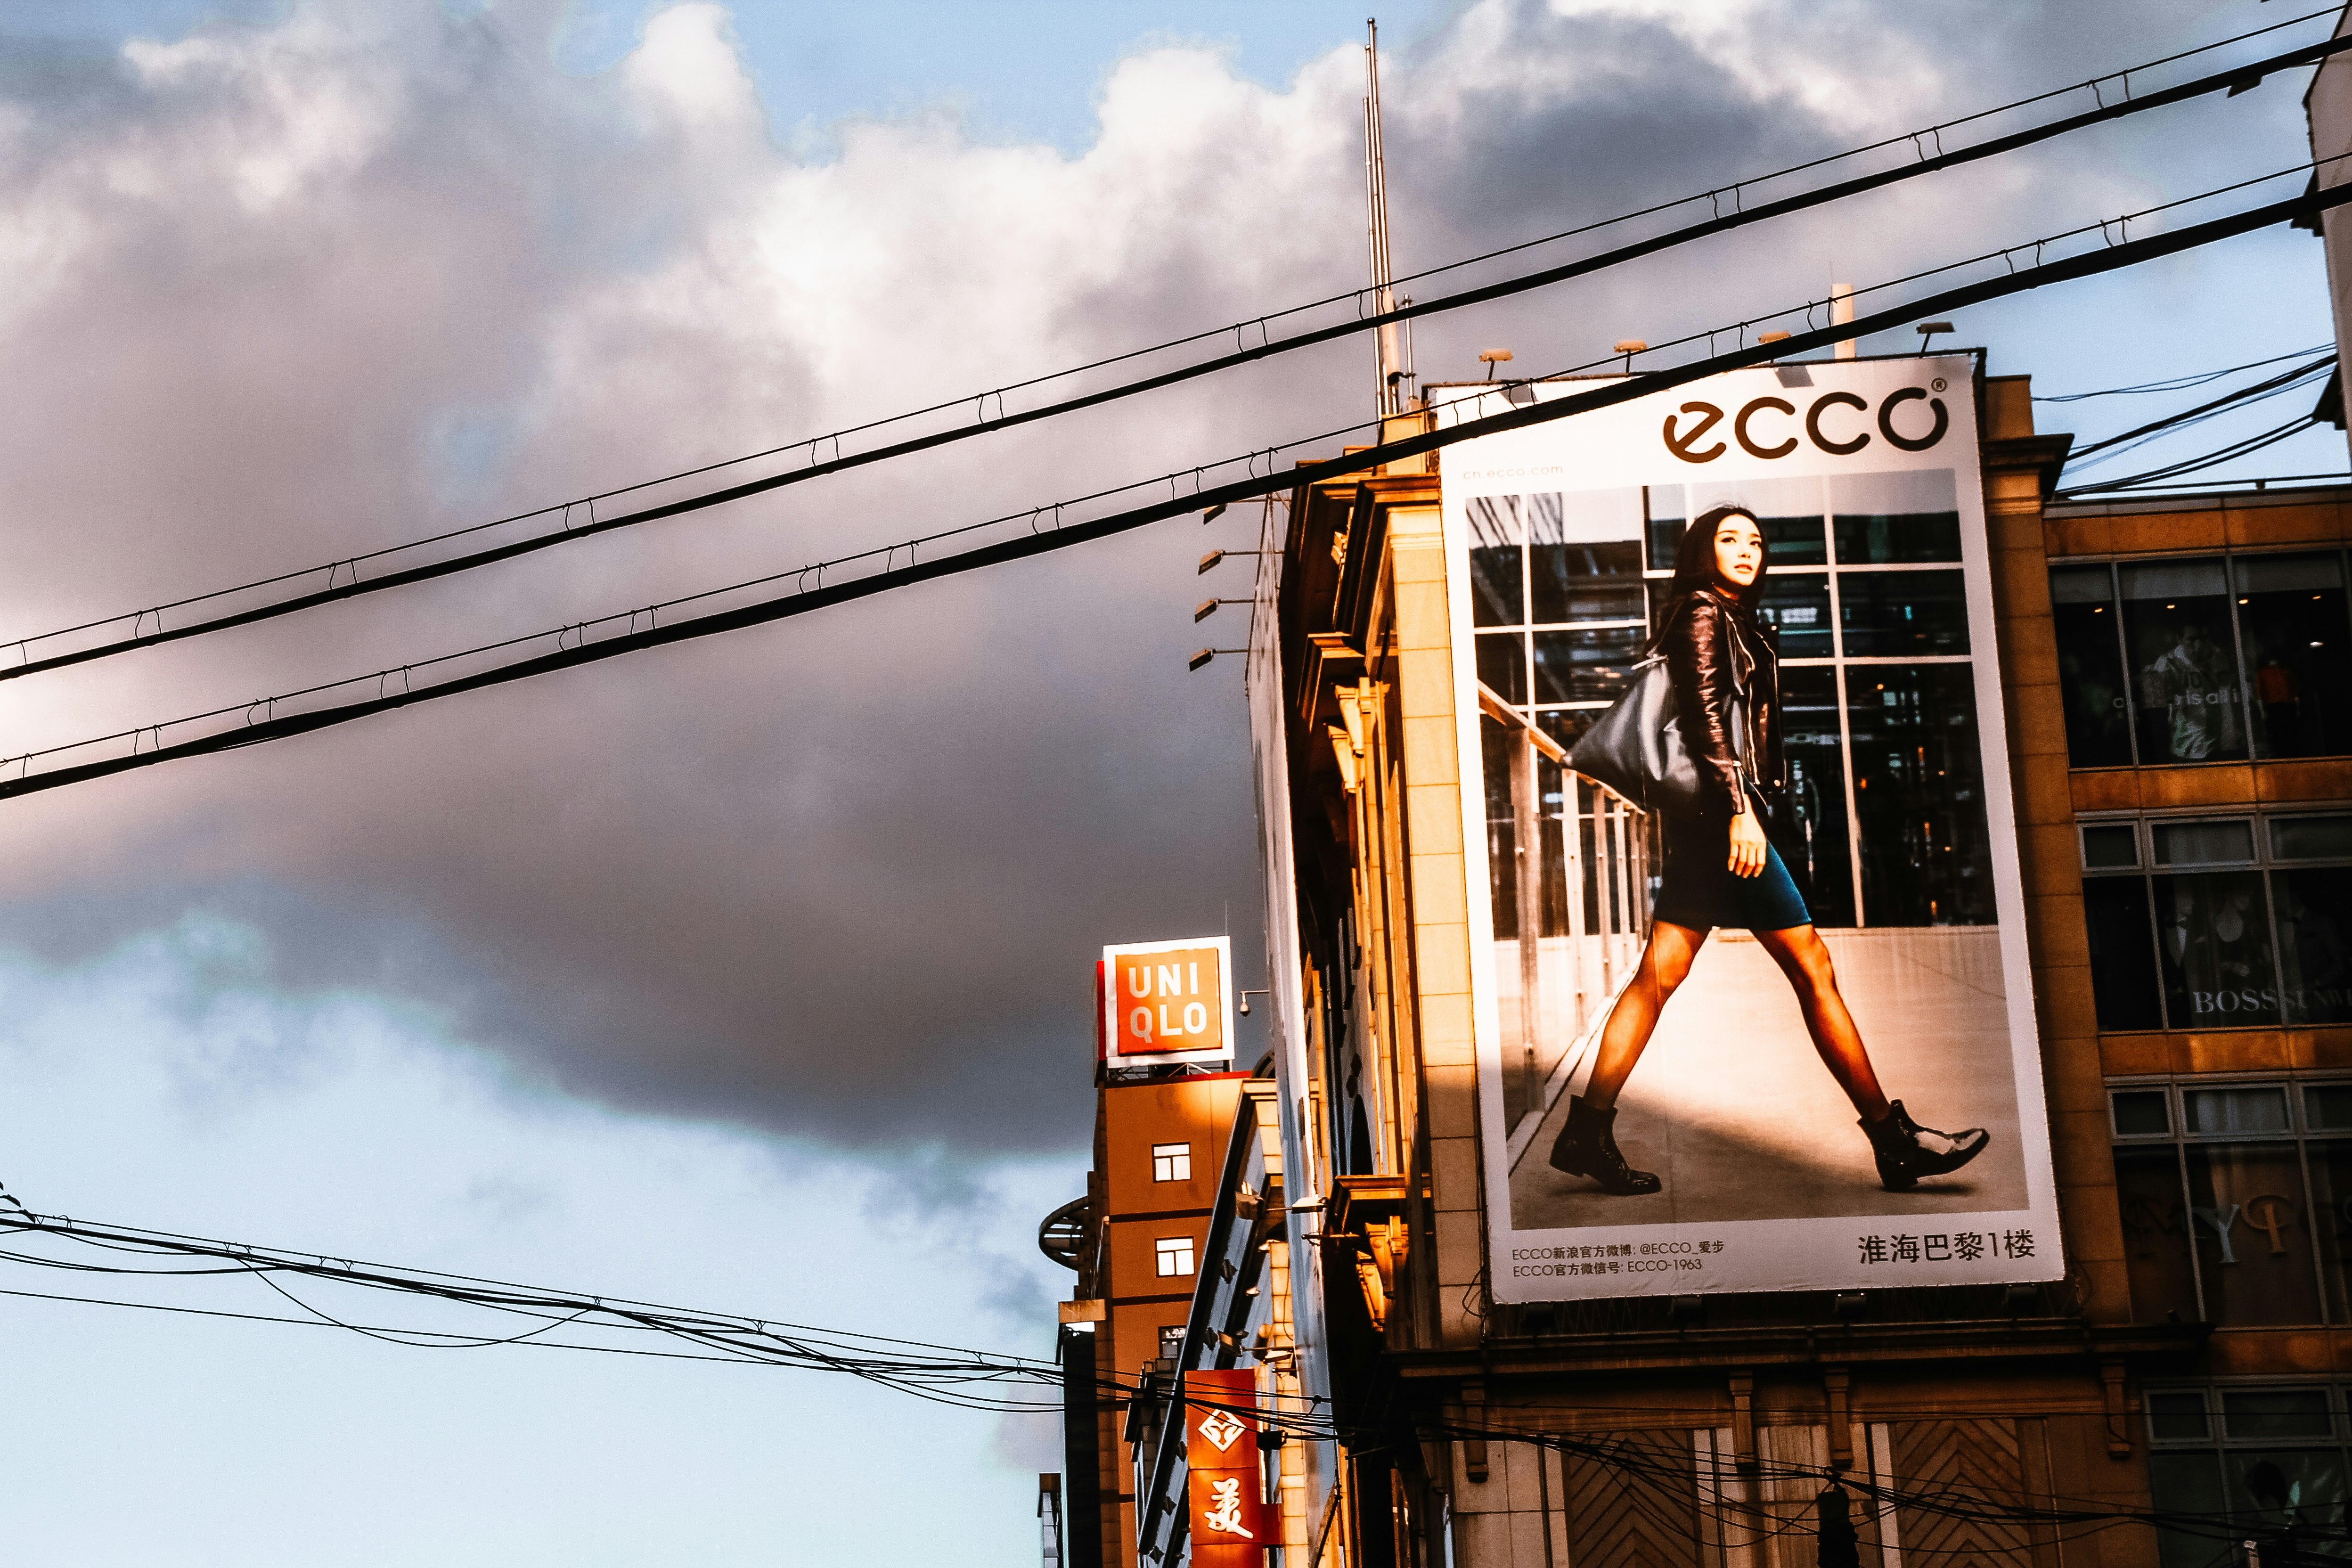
1183,1369 -> 1274,1551
1098,936 -> 1231,1067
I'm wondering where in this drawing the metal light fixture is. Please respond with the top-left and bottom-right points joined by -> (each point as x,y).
1916,320 -> 1956,348
1478,348 -> 1513,382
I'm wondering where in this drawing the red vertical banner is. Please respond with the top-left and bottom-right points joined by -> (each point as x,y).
1183,1368 -> 1274,1552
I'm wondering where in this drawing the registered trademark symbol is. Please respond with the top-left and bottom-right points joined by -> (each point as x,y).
1930,377 -> 1947,393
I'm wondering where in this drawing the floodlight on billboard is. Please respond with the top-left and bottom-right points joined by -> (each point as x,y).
1437,356 -> 2065,1300
1099,936 -> 1234,1067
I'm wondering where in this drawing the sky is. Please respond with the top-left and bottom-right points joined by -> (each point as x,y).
0,0 -> 2340,1562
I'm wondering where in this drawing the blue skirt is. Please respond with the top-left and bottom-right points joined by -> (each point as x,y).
1651,806 -> 1812,933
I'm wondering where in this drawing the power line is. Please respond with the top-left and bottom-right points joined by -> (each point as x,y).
0,1196 -> 2297,1552
2061,350 -> 2336,467
2,17 -> 2345,686
2033,341 -> 2334,400
1,168 -> 2344,803
2057,411 -> 2326,497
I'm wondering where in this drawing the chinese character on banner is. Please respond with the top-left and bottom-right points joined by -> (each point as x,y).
1183,1367 -> 1274,1553
1187,1469 -> 1276,1548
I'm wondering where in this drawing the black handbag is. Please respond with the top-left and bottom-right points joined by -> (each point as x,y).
1568,654 -> 1745,816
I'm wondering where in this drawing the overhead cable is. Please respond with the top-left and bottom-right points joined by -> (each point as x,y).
2,168 -> 2346,803
2060,350 -> 2336,467
0,1193 -> 2305,1548
4,17 -> 2348,685
2057,412 -> 2326,497
2034,341 -> 2333,400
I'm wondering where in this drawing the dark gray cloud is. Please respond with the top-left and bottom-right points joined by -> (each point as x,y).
0,0 -> 2312,1157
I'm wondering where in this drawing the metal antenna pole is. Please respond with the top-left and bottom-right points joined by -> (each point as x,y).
1364,19 -> 1410,417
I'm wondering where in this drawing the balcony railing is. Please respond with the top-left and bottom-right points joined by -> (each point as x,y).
1478,690 -> 1654,1142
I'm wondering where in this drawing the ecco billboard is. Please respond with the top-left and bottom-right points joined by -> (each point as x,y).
1439,357 -> 2065,1300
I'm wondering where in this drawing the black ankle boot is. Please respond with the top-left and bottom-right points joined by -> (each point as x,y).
1548,1096 -> 1662,1195
1861,1099 -> 1990,1191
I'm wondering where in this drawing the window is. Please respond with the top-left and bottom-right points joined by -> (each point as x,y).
1152,1143 -> 1191,1183
2111,1080 -> 2352,1325
1158,1324 -> 1187,1359
1154,1236 -> 1195,1278
2144,1384 -> 2349,1568
2078,811 -> 2352,1029
2049,550 -> 2352,768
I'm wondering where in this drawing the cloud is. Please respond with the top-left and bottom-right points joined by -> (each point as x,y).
0,0 -> 2315,1159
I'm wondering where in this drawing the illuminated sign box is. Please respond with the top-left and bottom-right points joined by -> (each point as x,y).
1100,936 -> 1233,1067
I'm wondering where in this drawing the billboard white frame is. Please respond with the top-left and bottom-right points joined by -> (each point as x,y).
1439,357 -> 2065,1301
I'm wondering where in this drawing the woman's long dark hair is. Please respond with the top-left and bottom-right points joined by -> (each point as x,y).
1648,504 -> 1768,653
1669,504 -> 1770,610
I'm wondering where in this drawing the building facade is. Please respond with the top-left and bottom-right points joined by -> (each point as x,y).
1209,357 -> 2352,1568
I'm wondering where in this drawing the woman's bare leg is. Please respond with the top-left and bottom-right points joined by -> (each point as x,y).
1581,921 -> 1708,1112
1752,924 -> 1892,1123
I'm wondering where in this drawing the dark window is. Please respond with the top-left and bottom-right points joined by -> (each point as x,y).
1838,570 -> 1969,657
2311,1085 -> 2352,1131
2147,1391 -> 2210,1439
2112,1088 -> 2341,1327
1533,626 -> 1642,706
2082,813 -> 2352,1032
1475,632 -> 1525,705
2147,1453 -> 2227,1568
1830,469 -> 1962,564
2309,1142 -> 2352,1320
2122,558 -> 2247,765
2278,817 -> 2352,861
2144,1383 -> 2350,1568
1773,665 -> 1854,927
1537,710 -> 1595,756
2115,1143 -> 2198,1323
2154,819 -> 2256,867
2083,824 -> 2139,868
1846,664 -> 1992,924
1643,485 -> 1686,572
2278,868 -> 2352,1026
2154,870 -> 2279,1027
1529,494 -> 1644,623
1482,720 -> 1519,941
2237,553 -> 2352,760
2113,1088 -> 2171,1135
2050,564 -> 2134,768
2183,1085 -> 2290,1134
1756,573 -> 1832,659
1466,494 -> 1525,628
2084,877 -> 2163,1030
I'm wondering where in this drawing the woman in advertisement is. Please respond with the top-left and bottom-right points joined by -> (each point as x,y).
1548,506 -> 1991,1196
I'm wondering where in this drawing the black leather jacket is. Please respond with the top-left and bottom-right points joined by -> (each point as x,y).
1660,587 -> 1785,814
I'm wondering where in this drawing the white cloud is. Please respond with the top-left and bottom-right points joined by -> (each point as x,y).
0,0 -> 2319,1167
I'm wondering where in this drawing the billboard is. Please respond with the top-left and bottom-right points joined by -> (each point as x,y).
1100,936 -> 1235,1067
1441,357 -> 2064,1299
